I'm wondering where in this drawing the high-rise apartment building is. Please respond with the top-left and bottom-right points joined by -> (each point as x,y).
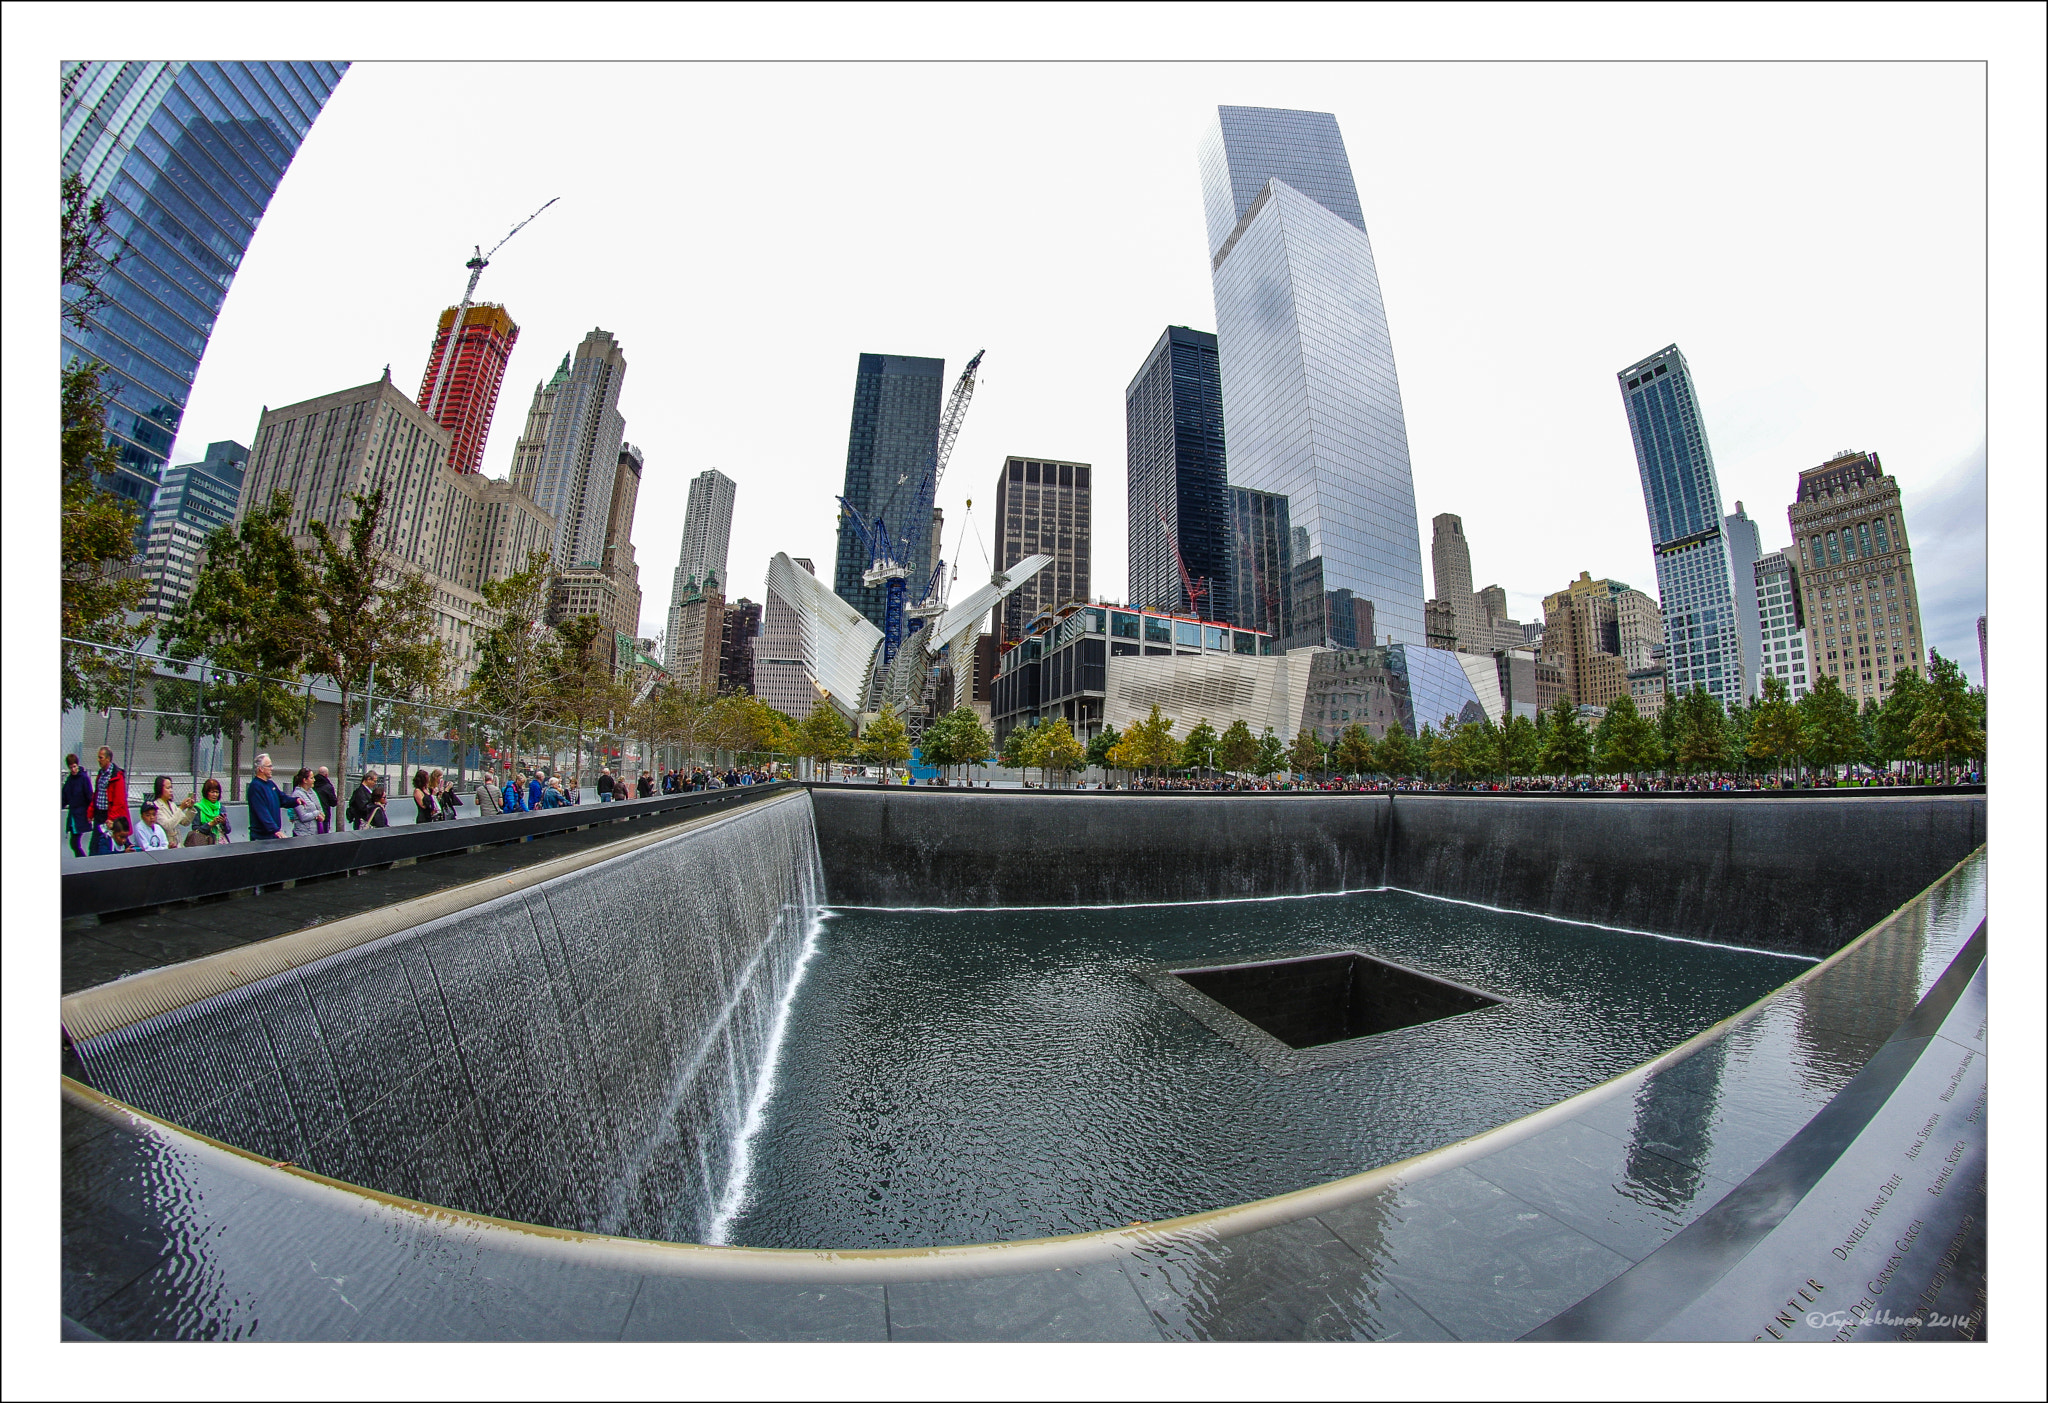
992,456 -> 1092,647
1200,105 -> 1426,648
516,328 -> 628,568
1542,572 -> 1663,712
1126,326 -> 1230,620
1618,345 -> 1746,709
1430,515 -> 1477,647
1787,450 -> 1925,705
1723,501 -> 1764,698
833,353 -> 945,630
666,468 -> 738,672
604,443 -> 644,632
1752,550 -> 1810,698
60,61 -> 348,533
1229,486 -> 1294,642
142,439 -> 247,616
417,303 -> 519,473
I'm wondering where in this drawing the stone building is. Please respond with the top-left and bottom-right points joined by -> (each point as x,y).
1787,450 -> 1926,706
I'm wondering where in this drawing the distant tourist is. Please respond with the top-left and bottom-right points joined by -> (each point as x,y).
597,768 -> 614,802
638,771 -> 655,799
528,772 -> 546,810
103,815 -> 134,853
150,776 -> 191,846
502,770 -> 528,813
367,779 -> 391,827
134,800 -> 172,851
87,746 -> 130,855
314,766 -> 339,832
246,754 -> 285,840
346,772 -> 378,829
186,778 -> 231,845
291,768 -> 324,837
475,772 -> 503,817
413,769 -> 437,823
435,770 -> 462,820
62,754 -> 93,857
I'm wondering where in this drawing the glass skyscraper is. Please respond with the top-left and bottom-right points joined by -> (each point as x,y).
1199,105 -> 1425,650
832,353 -> 944,631
1126,326 -> 1231,621
60,61 -> 348,530
1618,344 -> 1747,708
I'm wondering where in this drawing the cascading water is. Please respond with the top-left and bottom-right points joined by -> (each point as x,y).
71,790 -> 827,1245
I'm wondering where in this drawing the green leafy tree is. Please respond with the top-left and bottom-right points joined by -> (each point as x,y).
1331,722 -> 1375,778
1742,675 -> 1802,783
795,703 -> 854,780
1217,718 -> 1260,777
1670,686 -> 1731,775
156,491 -> 312,795
1376,721 -> 1416,778
1085,722 -> 1123,777
1906,649 -> 1984,782
1108,704 -> 1178,777
1797,673 -> 1861,782
1288,728 -> 1326,780
999,719 -> 1036,771
1500,713 -> 1539,781
1179,718 -> 1221,777
546,613 -> 628,784
1254,728 -> 1287,782
858,703 -> 913,781
1413,723 -> 1440,779
920,706 -> 993,781
1033,716 -> 1087,787
1595,692 -> 1664,782
1537,696 -> 1593,779
465,549 -> 560,771
1873,667 -> 1925,778
297,489 -> 447,772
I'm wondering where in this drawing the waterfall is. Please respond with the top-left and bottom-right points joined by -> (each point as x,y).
71,790 -> 827,1245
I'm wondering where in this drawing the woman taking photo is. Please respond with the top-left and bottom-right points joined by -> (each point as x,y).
150,776 -> 192,847
185,778 -> 231,845
413,768 -> 438,823
290,768 -> 324,838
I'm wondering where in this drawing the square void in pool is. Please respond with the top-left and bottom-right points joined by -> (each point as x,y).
1155,951 -> 1504,1073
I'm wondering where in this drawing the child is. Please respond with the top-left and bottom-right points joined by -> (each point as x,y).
135,801 -> 172,851
104,816 -> 135,853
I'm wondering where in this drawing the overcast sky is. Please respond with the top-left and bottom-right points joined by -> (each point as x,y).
159,60 -> 1992,676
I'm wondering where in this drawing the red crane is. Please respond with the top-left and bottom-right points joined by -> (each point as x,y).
1155,505 -> 1210,621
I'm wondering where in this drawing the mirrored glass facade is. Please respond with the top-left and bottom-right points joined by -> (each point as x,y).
1618,345 -> 1746,708
1229,486 -> 1293,640
1126,326 -> 1230,621
833,353 -> 945,630
1301,643 -> 1486,743
1199,106 -> 1426,650
60,61 -> 348,532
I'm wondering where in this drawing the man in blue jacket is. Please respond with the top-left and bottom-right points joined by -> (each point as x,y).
502,769 -> 528,813
527,772 -> 545,810
247,753 -> 286,840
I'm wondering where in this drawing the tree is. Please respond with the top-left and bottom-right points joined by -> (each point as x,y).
1288,728 -> 1326,780
1217,718 -> 1260,778
918,706 -> 982,781
999,720 -> 1036,771
1874,667 -> 1926,778
1376,721 -> 1416,778
1670,686 -> 1730,775
465,549 -> 561,771
859,704 -> 913,782
1500,713 -> 1539,782
1797,673 -> 1861,782
1595,692 -> 1664,782
545,613 -> 629,784
1331,722 -> 1375,778
61,176 -> 149,707
1537,696 -> 1593,779
795,703 -> 854,780
1179,718 -> 1221,777
1254,728 -> 1287,782
296,489 -> 448,773
1907,649 -> 1985,783
1085,722 -> 1123,778
1033,716 -> 1086,787
156,491 -> 311,795
1108,704 -> 1178,777
1741,675 -> 1801,783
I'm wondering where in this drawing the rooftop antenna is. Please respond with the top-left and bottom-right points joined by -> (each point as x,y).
422,196 -> 559,425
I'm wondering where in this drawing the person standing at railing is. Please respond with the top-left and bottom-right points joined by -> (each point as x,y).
314,766 -> 339,834
527,771 -> 545,811
502,770 -> 528,813
247,754 -> 285,840
413,769 -> 438,823
597,768 -> 615,802
475,772 -> 502,817
186,778 -> 231,845
87,747 -> 130,855
346,772 -> 377,829
290,769 -> 323,837
63,754 -> 93,857
149,776 -> 191,847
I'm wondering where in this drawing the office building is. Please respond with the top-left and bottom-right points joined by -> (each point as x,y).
720,598 -> 761,695
1786,450 -> 1926,704
445,473 -> 555,593
1724,501 -> 1764,698
141,439 -> 247,616
1228,486 -> 1294,642
237,371 -> 489,681
515,328 -> 628,568
667,570 -> 725,696
666,468 -> 738,672
756,556 -> 821,720
60,61 -> 348,532
1200,105 -> 1426,649
1617,345 -> 1746,708
992,456 -> 1092,647
767,552 -> 885,724
833,353 -> 945,630
1752,549 -> 1810,698
1430,515 -> 1477,647
417,303 -> 519,474
1126,326 -> 1231,620
1425,599 -> 1459,652
602,443 -> 644,636
1542,572 -> 1663,712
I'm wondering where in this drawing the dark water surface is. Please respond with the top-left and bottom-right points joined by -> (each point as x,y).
723,891 -> 1805,1250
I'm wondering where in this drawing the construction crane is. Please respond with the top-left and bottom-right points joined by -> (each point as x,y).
837,497 -> 911,666
421,196 -> 560,425
1156,504 -> 1212,621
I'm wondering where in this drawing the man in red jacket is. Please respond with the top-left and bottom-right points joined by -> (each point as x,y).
88,746 -> 129,856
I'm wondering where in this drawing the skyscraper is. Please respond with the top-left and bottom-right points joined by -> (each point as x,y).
417,303 -> 519,473
1430,514 -> 1477,648
1126,326 -> 1230,621
991,457 -> 1092,647
833,353 -> 945,630
1723,501 -> 1764,698
141,440 -> 247,617
1752,550 -> 1810,699
519,328 -> 628,568
665,468 -> 738,673
1786,450 -> 1926,705
1229,486 -> 1294,641
1617,345 -> 1746,709
60,61 -> 349,531
1199,105 -> 1426,648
